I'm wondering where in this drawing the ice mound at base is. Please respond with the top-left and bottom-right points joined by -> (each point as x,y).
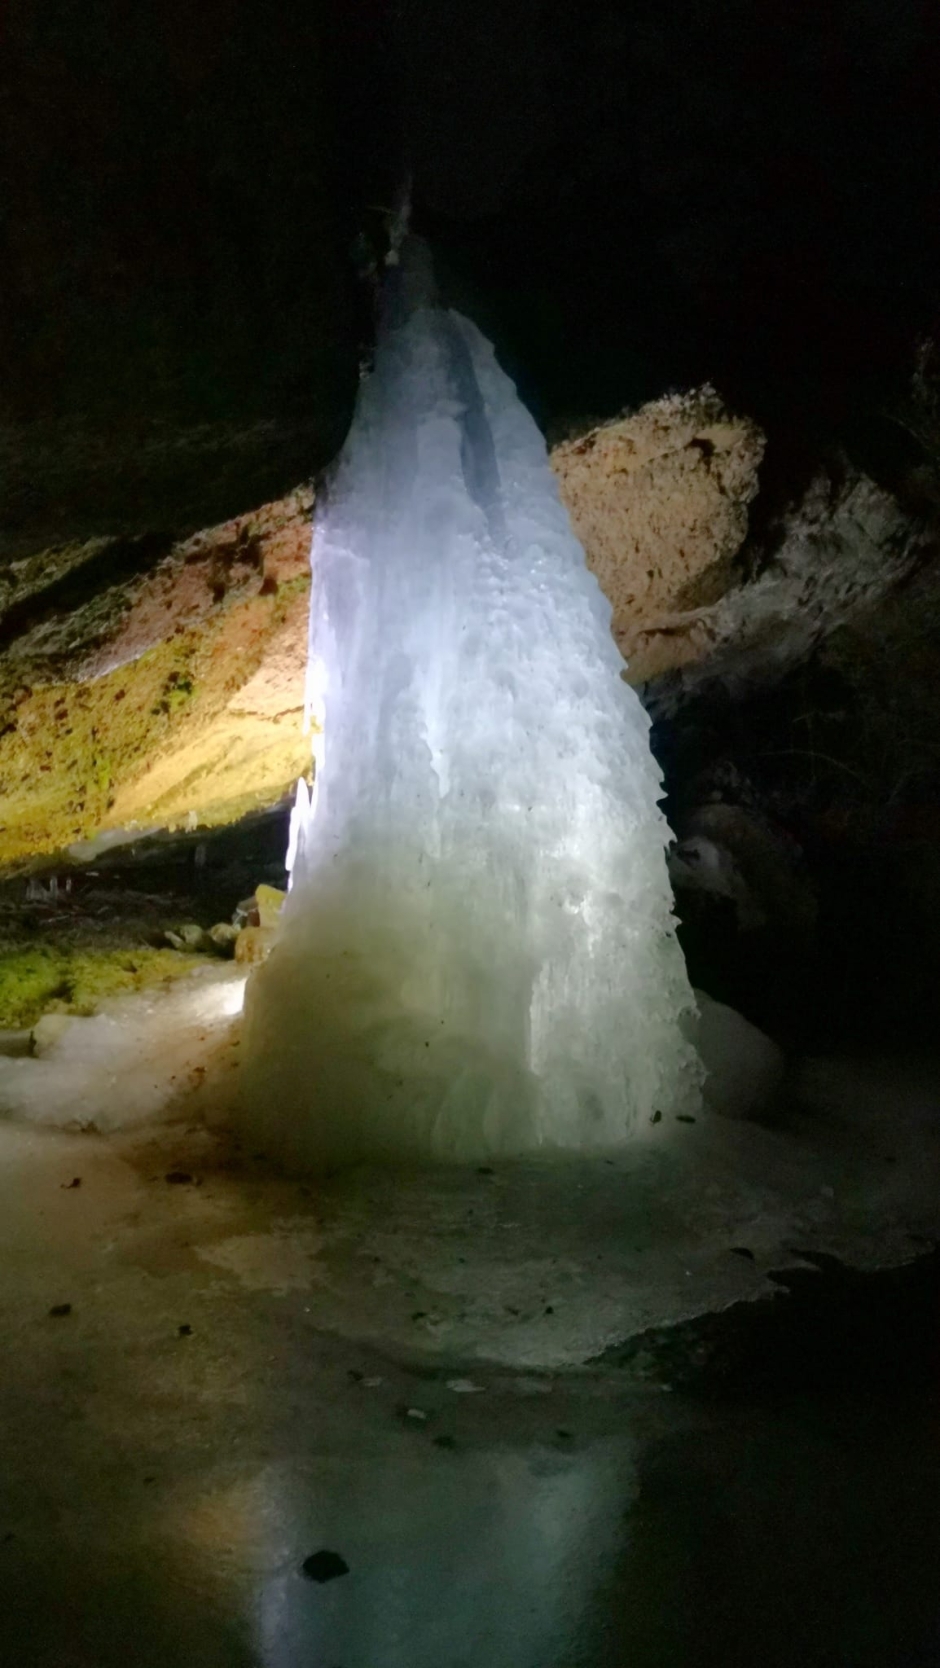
239,239 -> 701,1167
686,991 -> 785,1122
0,968 -> 245,1131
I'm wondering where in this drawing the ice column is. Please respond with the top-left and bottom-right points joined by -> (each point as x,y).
240,240 -> 701,1165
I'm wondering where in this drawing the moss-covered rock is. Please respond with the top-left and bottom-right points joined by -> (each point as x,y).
0,946 -> 203,1031
0,491 -> 313,868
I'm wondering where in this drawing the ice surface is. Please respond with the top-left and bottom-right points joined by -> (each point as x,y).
240,240 -> 701,1165
687,990 -> 785,1121
0,968 -> 245,1131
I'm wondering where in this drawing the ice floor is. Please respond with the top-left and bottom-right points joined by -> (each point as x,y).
1,968 -> 940,1662
0,966 -> 938,1367
0,1112 -> 939,1666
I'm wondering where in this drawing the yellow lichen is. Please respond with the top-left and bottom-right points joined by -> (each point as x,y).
0,946 -> 203,1030
0,583 -> 309,866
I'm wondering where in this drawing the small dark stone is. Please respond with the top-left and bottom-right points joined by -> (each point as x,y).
48,1303 -> 72,1318
544,1305 -> 555,1315
301,1549 -> 349,1584
650,1110 -> 662,1124
61,1177 -> 81,1190
165,1171 -> 193,1185
347,1369 -> 364,1383
178,1323 -> 193,1337
433,1434 -> 457,1449
411,1311 -> 427,1321
476,1166 -> 494,1176
730,1246 -> 756,1261
556,1429 -> 574,1442
143,1476 -> 156,1485
676,1115 -> 697,1124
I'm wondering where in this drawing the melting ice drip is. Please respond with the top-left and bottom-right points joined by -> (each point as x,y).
240,240 -> 700,1165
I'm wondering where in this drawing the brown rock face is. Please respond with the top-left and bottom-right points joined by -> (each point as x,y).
552,389 -> 765,682
642,469 -> 931,714
553,393 -> 929,709
0,381 -> 929,874
0,492 -> 312,868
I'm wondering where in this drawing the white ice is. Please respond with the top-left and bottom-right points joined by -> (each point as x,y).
688,991 -> 785,1122
0,967 -> 245,1132
239,239 -> 700,1166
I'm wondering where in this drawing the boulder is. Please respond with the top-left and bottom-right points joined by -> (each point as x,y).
234,926 -> 277,967
207,923 -> 240,958
255,885 -> 286,931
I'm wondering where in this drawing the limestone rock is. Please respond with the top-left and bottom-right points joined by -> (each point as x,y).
234,926 -> 277,967
0,490 -> 313,868
165,926 -> 213,954
254,885 -> 286,931
0,371 -> 928,880
552,388 -> 765,681
207,923 -> 240,958
641,469 -> 930,712
552,396 -> 929,709
176,924 -> 211,950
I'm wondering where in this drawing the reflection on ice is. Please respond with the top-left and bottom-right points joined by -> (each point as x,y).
238,1445 -> 632,1668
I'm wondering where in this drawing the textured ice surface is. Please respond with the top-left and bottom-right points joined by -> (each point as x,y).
688,991 -> 785,1121
0,968 -> 245,1131
240,241 -> 700,1165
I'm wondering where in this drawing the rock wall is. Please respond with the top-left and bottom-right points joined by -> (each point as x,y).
552,388 -> 764,682
642,469 -> 931,714
0,493 -> 311,868
0,381 -> 932,874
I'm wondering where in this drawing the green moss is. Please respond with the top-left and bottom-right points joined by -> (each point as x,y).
0,946 -> 203,1030
150,667 -> 197,718
273,571 -> 311,612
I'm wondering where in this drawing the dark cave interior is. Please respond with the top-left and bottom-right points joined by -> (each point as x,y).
1,5 -> 940,1665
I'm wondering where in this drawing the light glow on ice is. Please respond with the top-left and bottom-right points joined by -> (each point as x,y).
241,239 -> 701,1165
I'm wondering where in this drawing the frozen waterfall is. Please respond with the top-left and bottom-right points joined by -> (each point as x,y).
240,240 -> 701,1165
